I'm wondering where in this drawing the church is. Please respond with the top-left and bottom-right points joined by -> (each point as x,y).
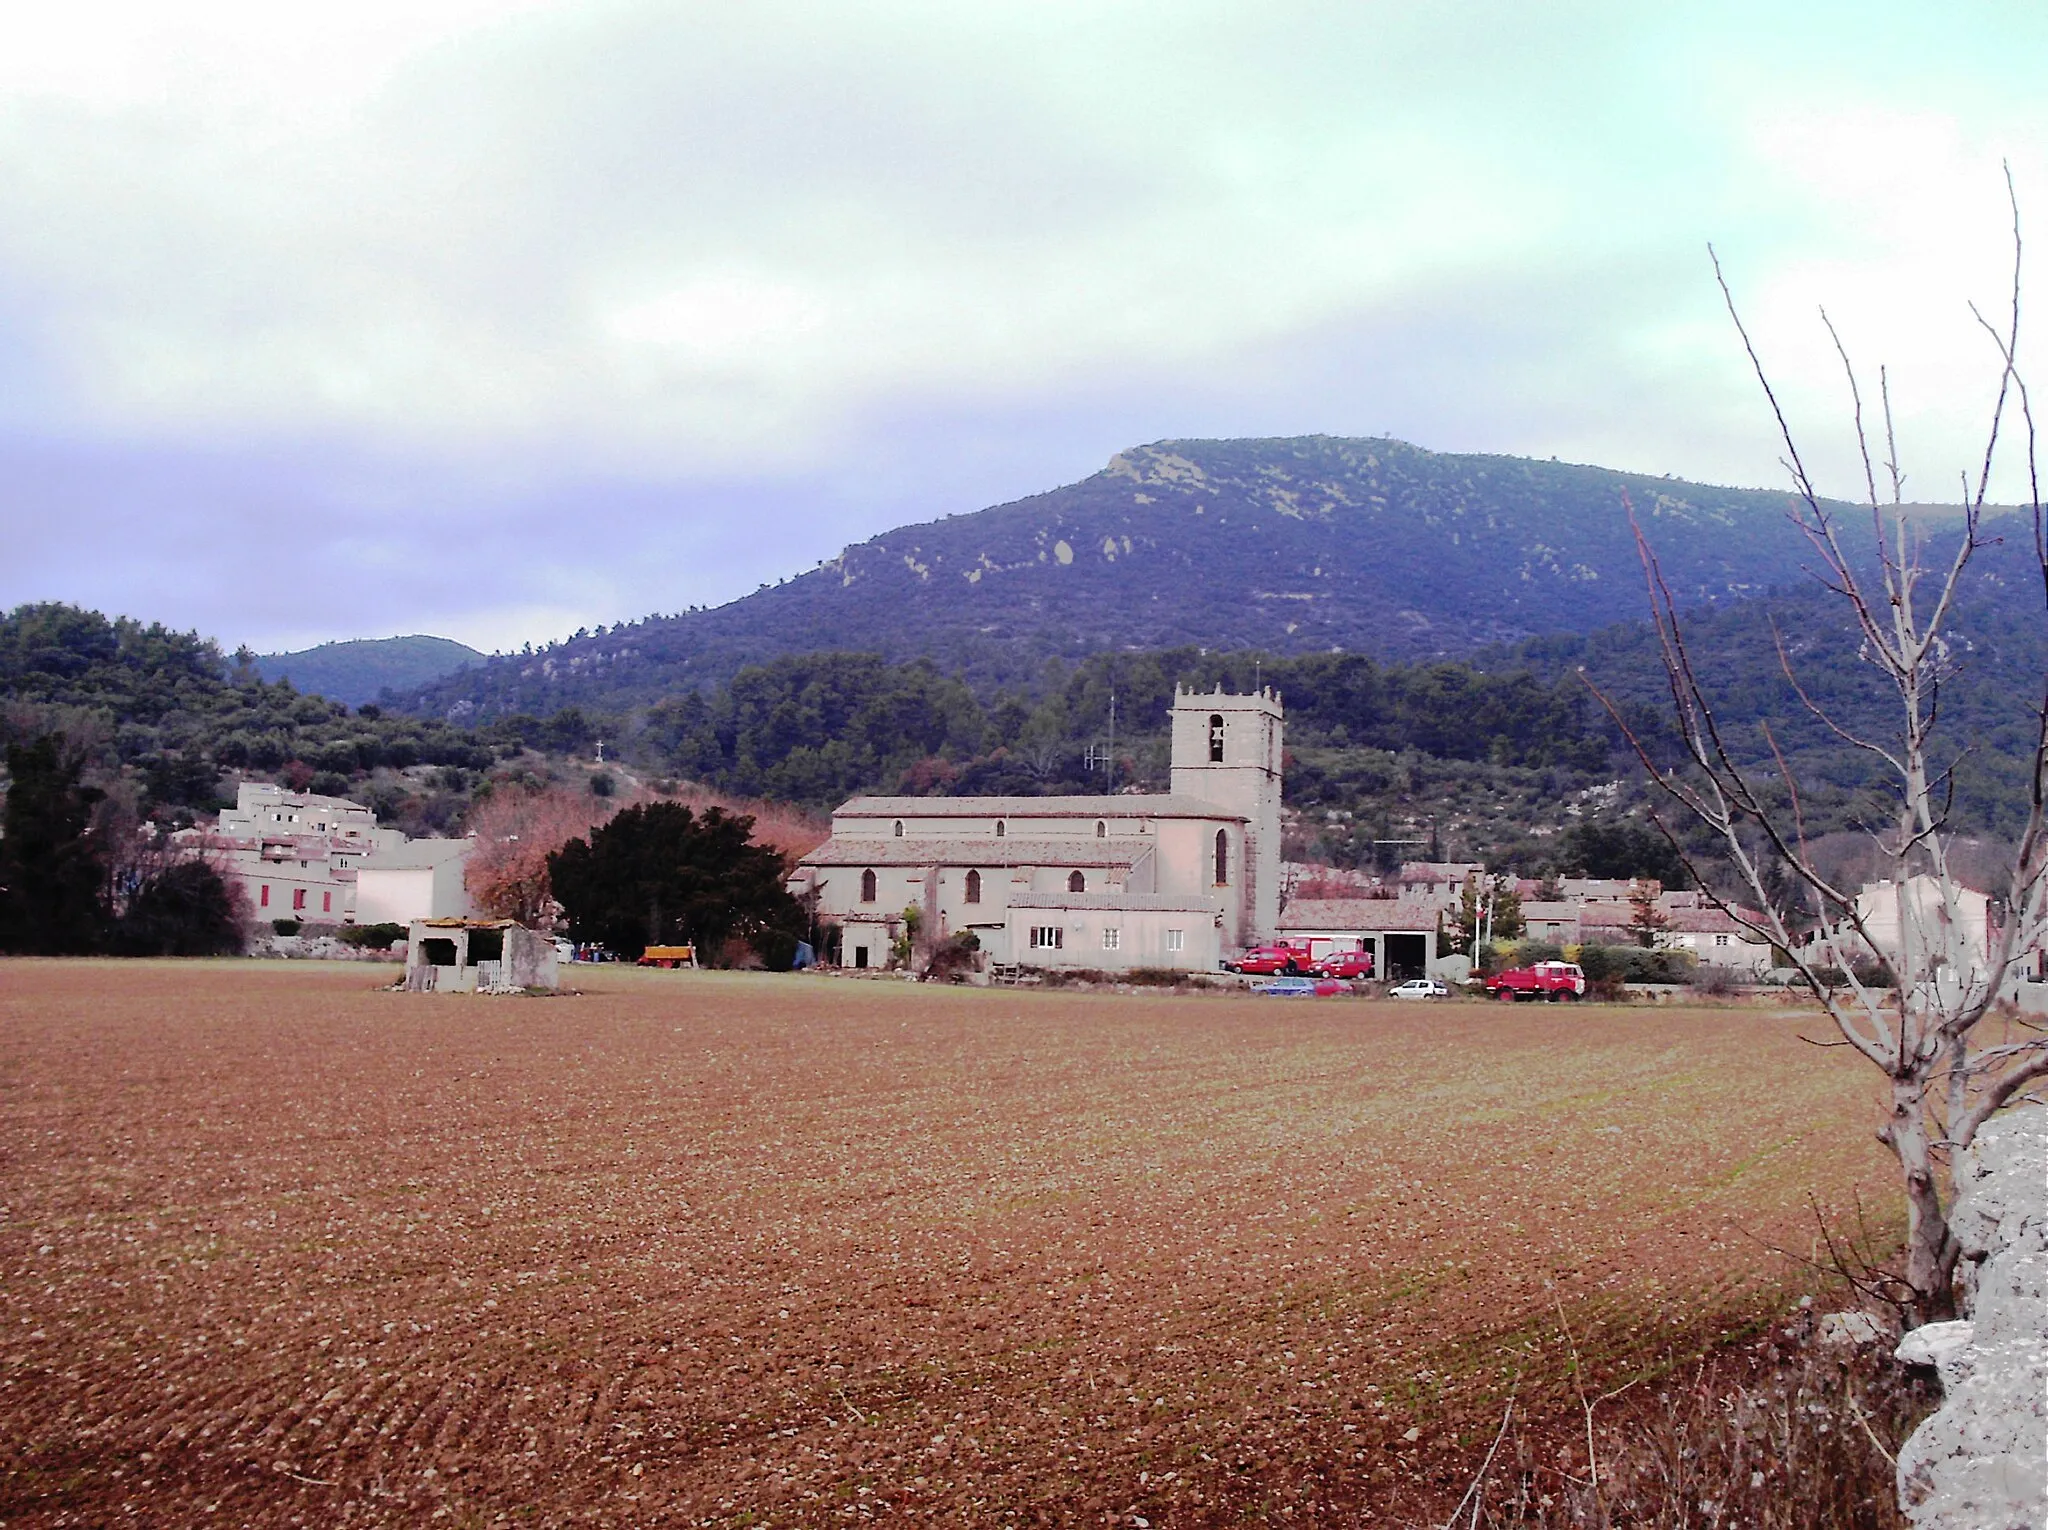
788,687 -> 1283,972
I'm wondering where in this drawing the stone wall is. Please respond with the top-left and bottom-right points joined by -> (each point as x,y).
1894,1105 -> 2047,1528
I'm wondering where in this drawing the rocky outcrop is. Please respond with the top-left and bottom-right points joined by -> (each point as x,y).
1895,1106 -> 2047,1529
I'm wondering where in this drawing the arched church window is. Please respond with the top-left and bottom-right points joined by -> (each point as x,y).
1208,714 -> 1225,763
995,821 -> 1005,838
1068,870 -> 1086,893
1095,820 -> 1105,838
965,869 -> 981,904
1214,829 -> 1229,886
861,869 -> 877,903
893,820 -> 903,837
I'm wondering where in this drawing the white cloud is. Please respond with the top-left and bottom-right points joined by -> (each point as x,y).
1,2 -> 2045,643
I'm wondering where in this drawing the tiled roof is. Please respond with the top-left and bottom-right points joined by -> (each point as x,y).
798,836 -> 1142,869
1009,892 -> 1222,913
1662,907 -> 1769,936
361,838 -> 473,870
835,793 -> 1242,821
1277,899 -> 1443,932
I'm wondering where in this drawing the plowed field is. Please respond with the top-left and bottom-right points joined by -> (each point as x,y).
0,961 -> 1894,1525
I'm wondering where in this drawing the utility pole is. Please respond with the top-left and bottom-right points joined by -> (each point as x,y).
1106,692 -> 1116,793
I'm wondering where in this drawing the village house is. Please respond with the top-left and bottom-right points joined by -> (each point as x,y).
185,781 -> 476,925
789,687 -> 1283,972
1799,874 -> 1994,988
357,838 -> 479,926
1657,905 -> 1777,974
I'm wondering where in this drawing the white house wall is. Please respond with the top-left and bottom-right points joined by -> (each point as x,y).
1003,905 -> 1219,973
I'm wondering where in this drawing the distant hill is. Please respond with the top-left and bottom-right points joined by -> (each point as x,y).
0,604 -> 497,812
395,435 -> 1957,719
257,635 -> 483,707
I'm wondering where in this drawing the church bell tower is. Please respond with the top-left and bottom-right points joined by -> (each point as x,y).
1170,686 -> 1283,946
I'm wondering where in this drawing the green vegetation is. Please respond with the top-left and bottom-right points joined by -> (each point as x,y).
0,604 -> 500,813
0,734 -> 241,956
0,736 -> 107,954
8,482 -> 2040,884
547,801 -> 806,964
254,634 -> 484,707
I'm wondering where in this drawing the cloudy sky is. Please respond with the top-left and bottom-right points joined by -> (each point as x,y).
2,2 -> 2044,654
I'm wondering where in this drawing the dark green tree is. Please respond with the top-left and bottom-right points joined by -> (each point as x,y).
1556,820 -> 1690,889
113,861 -> 245,956
0,735 -> 108,954
548,802 -> 803,964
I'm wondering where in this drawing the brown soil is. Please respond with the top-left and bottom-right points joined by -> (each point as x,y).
0,961 -> 1896,1526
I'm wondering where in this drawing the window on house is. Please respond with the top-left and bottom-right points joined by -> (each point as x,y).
893,820 -> 903,837
964,869 -> 981,904
322,891 -> 332,913
1095,820 -> 1105,838
1208,713 -> 1225,763
1102,928 -> 1121,950
292,888 -> 307,911
861,869 -> 877,903
260,884 -> 270,907
1068,870 -> 1085,893
1166,929 -> 1184,952
1030,926 -> 1064,950
1714,933 -> 1730,948
1214,829 -> 1229,885
995,820 -> 1005,837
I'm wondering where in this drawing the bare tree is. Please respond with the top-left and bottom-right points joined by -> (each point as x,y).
1595,176 -> 2048,1321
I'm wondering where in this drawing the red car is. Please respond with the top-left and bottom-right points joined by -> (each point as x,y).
1310,950 -> 1376,980
1227,944 -> 1315,975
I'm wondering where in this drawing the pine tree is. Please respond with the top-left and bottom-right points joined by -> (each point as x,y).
0,736 -> 108,955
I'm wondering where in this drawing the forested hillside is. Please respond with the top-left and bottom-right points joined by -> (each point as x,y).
397,436 -> 1897,718
1514,528 -> 2048,838
255,635 -> 483,707
11,496 -> 2040,873
0,604 -> 500,816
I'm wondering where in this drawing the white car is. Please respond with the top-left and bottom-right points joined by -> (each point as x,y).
1388,977 -> 1449,999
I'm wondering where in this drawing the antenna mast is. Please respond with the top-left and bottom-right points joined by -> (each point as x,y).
1106,692 -> 1116,792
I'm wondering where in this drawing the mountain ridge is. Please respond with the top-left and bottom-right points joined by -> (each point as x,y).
257,635 -> 484,707
401,435 -> 1881,718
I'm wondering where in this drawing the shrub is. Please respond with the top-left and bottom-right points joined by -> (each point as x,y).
1469,1316 -> 1931,1528
270,918 -> 302,936
717,933 -> 763,970
338,922 -> 407,951
752,927 -> 801,971
1125,967 -> 1188,987
112,861 -> 244,957
1694,963 -> 1744,996
921,931 -> 981,983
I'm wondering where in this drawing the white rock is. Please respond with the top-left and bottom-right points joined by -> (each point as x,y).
1818,1310 -> 1886,1348
1897,1105 -> 2048,1529
1896,1321 -> 1976,1387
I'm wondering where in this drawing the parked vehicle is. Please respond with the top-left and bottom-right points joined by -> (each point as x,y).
1481,960 -> 1586,1002
1227,943 -> 1315,975
637,944 -> 697,969
1253,975 -> 1349,997
1389,977 -> 1449,1000
1310,949 -> 1376,980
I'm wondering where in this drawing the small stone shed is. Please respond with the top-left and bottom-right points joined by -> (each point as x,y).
404,918 -> 559,993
